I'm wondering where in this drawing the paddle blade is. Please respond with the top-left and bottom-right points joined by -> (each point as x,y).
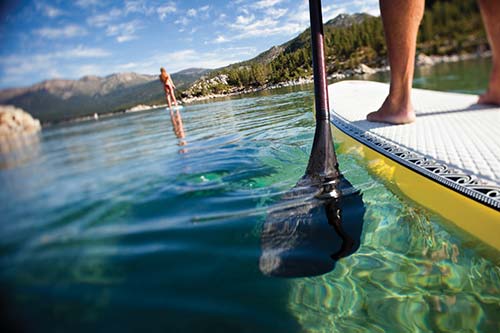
259,177 -> 365,278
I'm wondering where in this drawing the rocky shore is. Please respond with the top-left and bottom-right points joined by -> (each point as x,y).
415,50 -> 492,67
180,51 -> 492,105
0,105 -> 41,137
180,63 -> 382,104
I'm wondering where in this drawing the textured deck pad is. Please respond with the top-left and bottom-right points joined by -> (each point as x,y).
329,80 -> 500,209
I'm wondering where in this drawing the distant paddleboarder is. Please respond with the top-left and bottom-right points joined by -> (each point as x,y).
159,67 -> 179,111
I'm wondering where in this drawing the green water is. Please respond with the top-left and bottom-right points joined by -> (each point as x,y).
368,56 -> 493,94
0,58 -> 499,332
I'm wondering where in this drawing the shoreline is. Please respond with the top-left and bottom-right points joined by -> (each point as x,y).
180,51 -> 493,105
41,102 -> 186,127
42,51 -> 492,126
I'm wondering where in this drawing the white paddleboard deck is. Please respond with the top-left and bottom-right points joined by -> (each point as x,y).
329,80 -> 500,210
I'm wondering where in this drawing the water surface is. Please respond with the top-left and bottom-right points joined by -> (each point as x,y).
0,58 -> 499,332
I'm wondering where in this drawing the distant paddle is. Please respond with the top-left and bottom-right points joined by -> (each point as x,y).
259,0 -> 365,278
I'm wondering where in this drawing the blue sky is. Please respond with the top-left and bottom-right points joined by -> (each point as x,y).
0,0 -> 379,89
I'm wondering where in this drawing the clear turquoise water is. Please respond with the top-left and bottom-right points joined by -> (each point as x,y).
0,58 -> 499,332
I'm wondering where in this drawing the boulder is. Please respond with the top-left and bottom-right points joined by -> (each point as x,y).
357,64 -> 377,75
0,105 -> 41,139
416,53 -> 435,66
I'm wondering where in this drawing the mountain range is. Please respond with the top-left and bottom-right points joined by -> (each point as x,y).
0,13 -> 372,123
1,3 -> 484,124
0,68 -> 209,123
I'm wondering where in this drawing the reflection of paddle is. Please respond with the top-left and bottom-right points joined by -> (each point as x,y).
259,0 -> 365,278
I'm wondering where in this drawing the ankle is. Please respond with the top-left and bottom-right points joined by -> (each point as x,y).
386,92 -> 413,111
388,82 -> 412,102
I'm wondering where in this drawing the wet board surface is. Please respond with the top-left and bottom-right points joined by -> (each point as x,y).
329,80 -> 500,212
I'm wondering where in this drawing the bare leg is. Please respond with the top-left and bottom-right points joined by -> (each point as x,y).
169,89 -> 178,109
477,0 -> 500,105
165,90 -> 173,110
367,0 -> 424,124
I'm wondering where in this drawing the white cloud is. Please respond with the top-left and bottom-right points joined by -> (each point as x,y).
235,15 -> 255,25
253,0 -> 283,9
220,0 -> 308,41
187,9 -> 197,17
343,0 -> 380,16
323,5 -> 348,21
75,0 -> 101,8
115,62 -> 141,70
124,0 -> 155,15
116,35 -> 137,43
0,46 -> 111,86
110,46 -> 257,76
214,35 -> 228,44
106,20 -> 142,43
87,8 -> 123,27
265,7 -> 288,18
36,3 -> 65,18
219,0 -> 378,44
359,5 -> 380,16
198,5 -> 211,19
65,46 -> 111,58
161,47 -> 257,72
175,17 -> 190,26
78,64 -> 104,76
34,25 -> 88,39
157,3 -> 176,21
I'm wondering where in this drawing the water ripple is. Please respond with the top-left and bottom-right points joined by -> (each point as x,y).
0,84 -> 498,332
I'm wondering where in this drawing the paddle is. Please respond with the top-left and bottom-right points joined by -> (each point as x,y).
259,0 -> 365,278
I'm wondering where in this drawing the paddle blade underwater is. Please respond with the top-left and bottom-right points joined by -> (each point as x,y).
259,179 -> 365,278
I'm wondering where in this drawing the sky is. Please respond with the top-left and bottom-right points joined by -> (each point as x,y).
0,0 -> 380,89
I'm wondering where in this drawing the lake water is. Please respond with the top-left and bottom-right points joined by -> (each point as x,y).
1,58 -> 499,332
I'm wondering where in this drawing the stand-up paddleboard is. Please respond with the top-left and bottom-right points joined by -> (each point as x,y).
165,105 -> 183,110
329,80 -> 500,250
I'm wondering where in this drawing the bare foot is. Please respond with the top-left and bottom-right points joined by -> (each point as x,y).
478,89 -> 500,105
367,95 -> 416,124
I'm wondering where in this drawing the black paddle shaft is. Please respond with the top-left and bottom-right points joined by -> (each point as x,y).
305,0 -> 340,181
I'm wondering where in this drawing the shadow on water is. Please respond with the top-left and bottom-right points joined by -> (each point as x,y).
260,176 -> 365,278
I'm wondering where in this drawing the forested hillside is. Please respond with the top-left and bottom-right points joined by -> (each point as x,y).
183,0 -> 487,98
